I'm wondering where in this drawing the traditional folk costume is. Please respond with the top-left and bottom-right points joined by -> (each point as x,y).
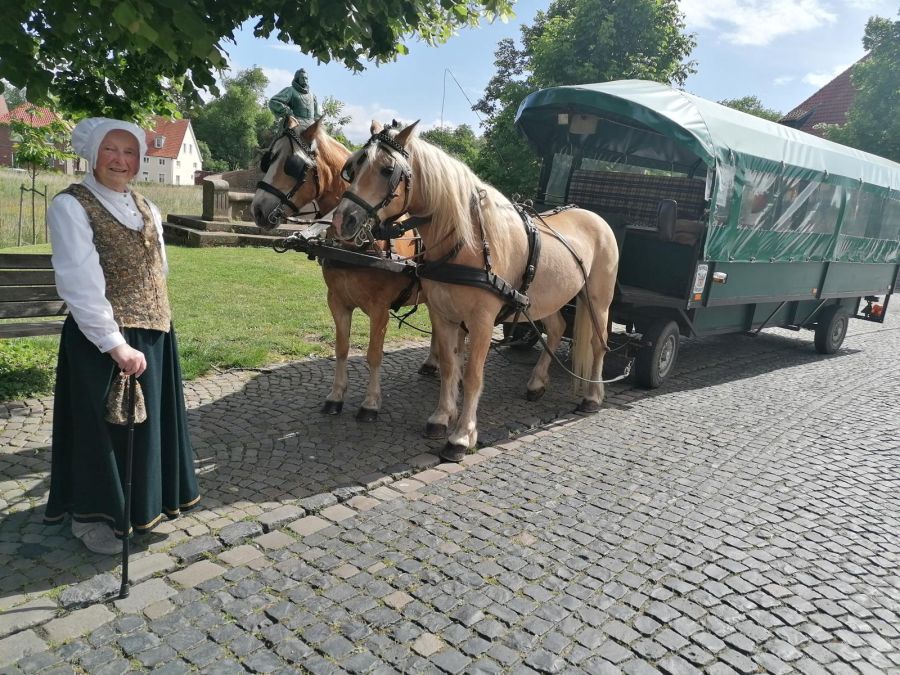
43,118 -> 199,548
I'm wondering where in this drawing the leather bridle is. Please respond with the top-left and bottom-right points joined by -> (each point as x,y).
256,124 -> 322,225
338,130 -> 414,243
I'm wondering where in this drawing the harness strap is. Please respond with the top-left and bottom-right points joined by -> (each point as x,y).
417,262 -> 530,312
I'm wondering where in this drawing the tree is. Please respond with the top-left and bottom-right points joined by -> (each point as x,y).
0,0 -> 513,121
191,68 -> 275,171
475,0 -> 696,196
420,124 -> 483,167
321,96 -> 355,148
196,140 -> 228,174
0,81 -> 26,108
9,112 -> 74,243
718,95 -> 782,122
821,13 -> 900,163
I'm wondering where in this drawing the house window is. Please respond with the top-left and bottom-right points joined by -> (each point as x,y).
176,175 -> 181,185
154,136 -> 165,148
142,171 -> 148,180
159,174 -> 165,183
158,158 -> 164,165
176,160 -> 180,167
143,157 -> 148,164
193,163 -> 197,168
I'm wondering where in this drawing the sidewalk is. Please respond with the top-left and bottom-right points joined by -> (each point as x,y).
1,317 -> 899,673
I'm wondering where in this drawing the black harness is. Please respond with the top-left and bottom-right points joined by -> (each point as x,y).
416,202 -> 542,324
337,129 -> 544,322
256,124 -> 322,224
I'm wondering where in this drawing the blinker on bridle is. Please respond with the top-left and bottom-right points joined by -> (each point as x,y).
338,130 -> 414,242
256,124 -> 322,224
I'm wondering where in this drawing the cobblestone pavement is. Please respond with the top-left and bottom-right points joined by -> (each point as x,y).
1,309 -> 899,673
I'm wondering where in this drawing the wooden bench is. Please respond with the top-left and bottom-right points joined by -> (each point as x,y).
0,253 -> 68,338
567,169 -> 707,225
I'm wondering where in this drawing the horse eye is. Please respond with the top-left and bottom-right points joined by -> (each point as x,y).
340,163 -> 354,182
380,165 -> 395,177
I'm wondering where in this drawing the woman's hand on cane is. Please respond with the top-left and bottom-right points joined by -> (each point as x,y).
109,344 -> 147,377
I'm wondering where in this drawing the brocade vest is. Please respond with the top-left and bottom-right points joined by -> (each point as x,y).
62,183 -> 171,333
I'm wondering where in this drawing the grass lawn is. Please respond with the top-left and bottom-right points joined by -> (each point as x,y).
0,244 -> 431,402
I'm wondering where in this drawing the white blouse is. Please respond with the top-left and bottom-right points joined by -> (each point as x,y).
48,174 -> 169,353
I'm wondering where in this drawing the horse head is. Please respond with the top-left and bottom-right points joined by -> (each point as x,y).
332,120 -> 418,245
251,116 -> 347,230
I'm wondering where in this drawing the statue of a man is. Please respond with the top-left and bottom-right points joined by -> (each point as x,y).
268,68 -> 320,122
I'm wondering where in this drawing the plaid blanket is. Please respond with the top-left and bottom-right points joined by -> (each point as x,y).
567,170 -> 707,226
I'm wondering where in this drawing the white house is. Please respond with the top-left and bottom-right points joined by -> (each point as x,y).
140,117 -> 203,186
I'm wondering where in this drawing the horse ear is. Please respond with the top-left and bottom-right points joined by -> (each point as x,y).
303,117 -> 322,139
394,120 -> 420,148
370,120 -> 383,135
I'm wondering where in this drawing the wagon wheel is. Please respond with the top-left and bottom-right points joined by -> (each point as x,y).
634,319 -> 680,389
502,322 -> 542,350
814,305 -> 849,354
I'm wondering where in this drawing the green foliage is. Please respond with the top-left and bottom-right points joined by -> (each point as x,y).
9,115 -> 75,189
0,80 -> 26,108
718,95 -> 782,122
192,68 -> 275,171
0,0 -> 513,120
475,0 -> 696,197
420,124 -> 483,168
321,96 -> 355,148
821,13 -> 900,163
0,337 -> 57,401
196,140 -> 229,174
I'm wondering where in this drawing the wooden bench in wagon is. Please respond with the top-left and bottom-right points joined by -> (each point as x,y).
0,253 -> 67,338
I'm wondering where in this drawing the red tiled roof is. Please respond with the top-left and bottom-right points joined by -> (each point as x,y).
0,102 -> 60,127
145,117 -> 191,159
779,58 -> 864,137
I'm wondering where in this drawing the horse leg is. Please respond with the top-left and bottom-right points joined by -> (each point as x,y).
424,316 -> 463,439
418,329 -> 440,377
357,305 -> 389,422
442,320 -> 493,462
525,311 -> 565,401
576,294 -> 611,414
323,296 -> 352,415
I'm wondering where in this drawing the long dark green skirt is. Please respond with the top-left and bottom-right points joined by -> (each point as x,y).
44,317 -> 200,537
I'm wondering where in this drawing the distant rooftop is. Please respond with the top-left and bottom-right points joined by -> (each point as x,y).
779,59 -> 863,137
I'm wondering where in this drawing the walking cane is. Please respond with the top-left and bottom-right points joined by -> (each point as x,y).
119,373 -> 137,599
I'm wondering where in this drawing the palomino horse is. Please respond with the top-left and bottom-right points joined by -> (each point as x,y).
251,116 -> 438,421
331,121 -> 619,461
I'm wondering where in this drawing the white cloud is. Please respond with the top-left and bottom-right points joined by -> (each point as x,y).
269,43 -> 302,52
342,103 -> 406,143
260,67 -> 296,97
680,0 -> 837,46
774,75 -> 795,86
802,63 -> 851,87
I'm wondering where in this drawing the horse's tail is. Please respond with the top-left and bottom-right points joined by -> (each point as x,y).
571,294 -> 594,397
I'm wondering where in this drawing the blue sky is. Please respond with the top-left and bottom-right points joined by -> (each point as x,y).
222,0 -> 897,143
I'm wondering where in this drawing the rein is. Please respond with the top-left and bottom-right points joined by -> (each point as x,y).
256,125 -> 322,224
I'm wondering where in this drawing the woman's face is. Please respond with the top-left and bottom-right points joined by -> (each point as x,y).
94,130 -> 140,192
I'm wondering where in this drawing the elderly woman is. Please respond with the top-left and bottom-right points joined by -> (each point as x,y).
43,118 -> 200,554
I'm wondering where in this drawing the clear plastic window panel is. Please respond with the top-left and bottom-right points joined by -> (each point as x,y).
737,170 -> 778,230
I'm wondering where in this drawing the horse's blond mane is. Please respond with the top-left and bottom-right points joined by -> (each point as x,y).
375,132 -> 510,258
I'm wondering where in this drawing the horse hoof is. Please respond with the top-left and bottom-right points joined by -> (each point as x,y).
576,399 -> 602,414
424,422 -> 447,439
440,442 -> 467,463
321,400 -> 343,415
356,407 -> 378,423
526,386 -> 545,402
418,363 -> 438,377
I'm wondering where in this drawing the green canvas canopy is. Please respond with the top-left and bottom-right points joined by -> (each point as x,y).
515,80 -> 900,265
515,80 -> 900,190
